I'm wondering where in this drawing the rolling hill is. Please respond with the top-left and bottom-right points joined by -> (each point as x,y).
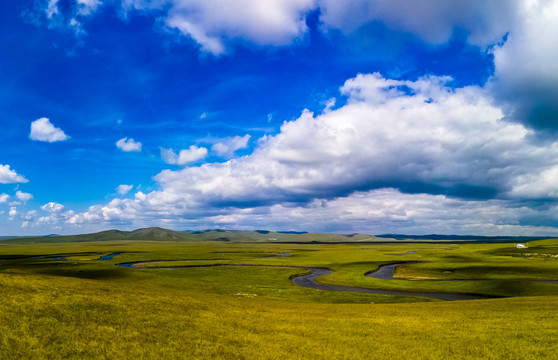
1,227 -> 552,244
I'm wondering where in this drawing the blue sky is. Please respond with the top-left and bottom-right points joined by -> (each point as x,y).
2,0 -> 558,236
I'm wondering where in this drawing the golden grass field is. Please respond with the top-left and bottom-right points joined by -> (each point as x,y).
2,238 -> 558,359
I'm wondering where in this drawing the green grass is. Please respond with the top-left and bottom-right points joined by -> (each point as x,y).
2,239 -> 558,358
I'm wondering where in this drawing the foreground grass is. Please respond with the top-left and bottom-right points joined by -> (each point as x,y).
1,271 -> 558,360
2,239 -> 558,358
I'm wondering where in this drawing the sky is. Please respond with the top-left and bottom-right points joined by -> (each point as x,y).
2,0 -> 558,236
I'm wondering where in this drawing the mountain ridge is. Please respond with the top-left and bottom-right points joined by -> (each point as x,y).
0,227 -> 554,243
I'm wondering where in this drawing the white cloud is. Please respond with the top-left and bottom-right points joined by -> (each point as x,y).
492,0 -> 558,85
212,135 -> 251,157
38,202 -> 75,225
66,186 -> 558,236
0,194 -> 9,203
8,207 -> 17,218
116,137 -> 142,152
77,0 -> 102,16
124,0 -> 316,55
0,165 -> 28,184
30,117 -> 69,142
67,197 -> 138,224
161,145 -> 208,165
151,73 -> 533,206
318,0 -> 517,47
64,72 -> 558,235
199,188 -> 558,236
489,0 -> 558,130
41,202 -> 64,212
16,191 -> 33,202
117,184 -> 134,195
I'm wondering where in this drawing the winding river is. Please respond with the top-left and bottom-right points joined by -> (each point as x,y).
292,267 -> 490,301
115,254 -> 491,301
13,251 -> 555,301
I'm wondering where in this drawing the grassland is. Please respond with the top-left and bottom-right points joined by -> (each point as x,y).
2,237 -> 558,359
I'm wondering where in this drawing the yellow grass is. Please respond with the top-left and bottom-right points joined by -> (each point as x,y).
2,240 -> 558,359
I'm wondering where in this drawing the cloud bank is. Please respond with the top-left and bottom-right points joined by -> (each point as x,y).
62,73 -> 558,235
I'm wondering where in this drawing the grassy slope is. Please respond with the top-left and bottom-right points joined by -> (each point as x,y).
2,239 -> 558,359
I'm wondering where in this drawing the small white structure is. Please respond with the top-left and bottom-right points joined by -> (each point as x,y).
516,243 -> 527,248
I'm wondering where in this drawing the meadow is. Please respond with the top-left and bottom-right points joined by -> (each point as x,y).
1,237 -> 558,359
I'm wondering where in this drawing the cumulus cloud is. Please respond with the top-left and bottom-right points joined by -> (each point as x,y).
67,197 -> 138,224
489,0 -> 558,131
29,117 -> 69,142
0,165 -> 28,184
319,0 -> 517,46
64,72 -> 558,235
38,202 -> 75,224
116,137 -> 142,152
117,0 -> 514,54
155,0 -> 315,54
161,145 -> 208,165
16,191 -> 33,202
117,184 -> 133,195
201,189 -> 558,236
41,202 -> 64,212
152,73 -> 530,206
212,135 -> 250,157
66,187 -> 558,236
0,194 -> 9,203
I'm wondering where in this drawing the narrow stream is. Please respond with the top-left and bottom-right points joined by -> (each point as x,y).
365,261 -> 423,280
96,252 -> 123,261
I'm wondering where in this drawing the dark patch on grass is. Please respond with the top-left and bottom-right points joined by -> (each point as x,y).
37,268 -> 130,280
436,255 -> 479,262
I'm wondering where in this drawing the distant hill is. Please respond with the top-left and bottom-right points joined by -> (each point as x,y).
2,227 -> 380,244
182,229 -> 378,243
2,227 -> 554,244
0,227 -> 192,243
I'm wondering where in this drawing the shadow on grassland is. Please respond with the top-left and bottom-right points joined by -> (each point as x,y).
0,259 -> 130,280
34,267 -> 131,280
